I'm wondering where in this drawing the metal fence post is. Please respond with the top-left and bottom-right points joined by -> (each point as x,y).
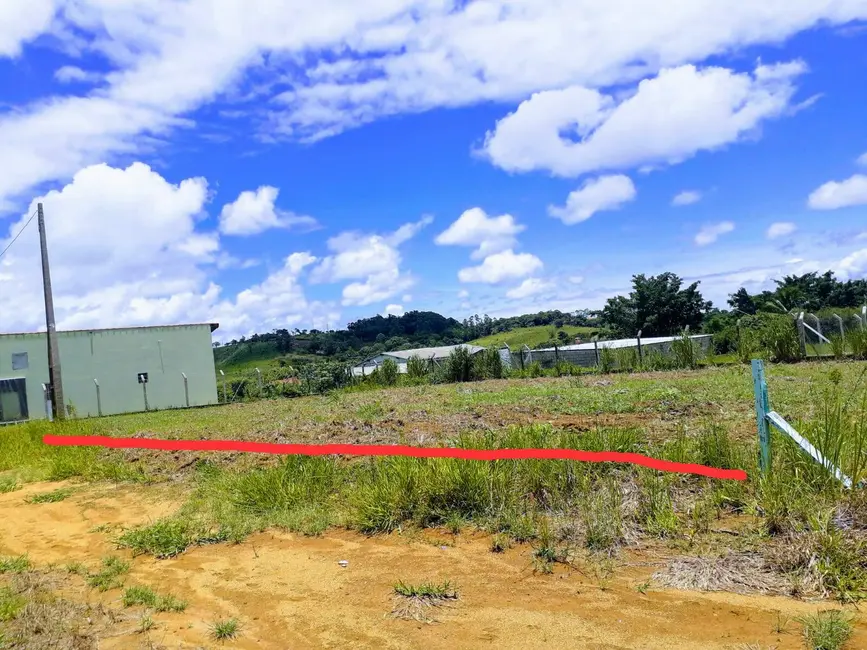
42,383 -> 53,421
752,359 -> 771,474
593,336 -> 600,367
796,312 -> 807,358
255,368 -> 262,391
219,369 -> 227,402
94,378 -> 102,417
636,329 -> 643,365
832,314 -> 844,339
182,372 -> 190,407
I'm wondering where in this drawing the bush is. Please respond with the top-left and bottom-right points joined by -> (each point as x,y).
473,347 -> 503,380
405,355 -> 428,380
445,347 -> 474,383
377,358 -> 400,386
738,313 -> 801,362
671,331 -> 701,369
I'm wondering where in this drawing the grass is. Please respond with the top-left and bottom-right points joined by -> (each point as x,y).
0,585 -> 25,622
471,325 -> 597,349
0,555 -> 30,573
392,580 -> 459,622
86,555 -> 130,592
210,617 -> 241,641
122,585 -> 187,612
797,610 -> 853,650
25,487 -> 74,504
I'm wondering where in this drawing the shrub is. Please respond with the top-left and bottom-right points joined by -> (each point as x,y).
473,347 -> 504,380
377,358 -> 400,386
738,313 -> 801,362
445,347 -> 474,383
671,331 -> 701,369
405,355 -> 428,380
599,347 -> 616,373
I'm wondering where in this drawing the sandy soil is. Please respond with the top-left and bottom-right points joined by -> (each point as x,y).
0,482 -> 864,650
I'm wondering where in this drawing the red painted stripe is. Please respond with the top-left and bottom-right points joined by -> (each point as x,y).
42,435 -> 747,481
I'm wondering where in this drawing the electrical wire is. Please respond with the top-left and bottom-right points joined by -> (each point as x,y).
0,208 -> 38,263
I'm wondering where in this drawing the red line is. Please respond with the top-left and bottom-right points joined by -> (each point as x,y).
42,435 -> 747,481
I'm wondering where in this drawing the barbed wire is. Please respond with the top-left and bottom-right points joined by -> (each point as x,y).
0,208 -> 38,263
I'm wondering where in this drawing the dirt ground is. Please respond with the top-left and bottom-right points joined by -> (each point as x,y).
1,482 -> 865,649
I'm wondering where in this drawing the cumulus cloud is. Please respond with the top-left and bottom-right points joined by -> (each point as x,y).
54,66 -> 103,85
0,162 -> 336,340
548,175 -> 636,225
856,152 -> 867,167
383,304 -> 404,316
505,278 -> 555,300
219,186 -> 318,236
435,208 -> 525,260
672,190 -> 702,206
808,174 -> 867,210
311,216 -> 431,306
767,222 -> 797,239
695,221 -> 735,246
1,2 -> 864,208
483,62 -> 806,177
458,250 -> 543,284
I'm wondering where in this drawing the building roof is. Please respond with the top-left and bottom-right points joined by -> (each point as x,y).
383,344 -> 486,360
0,323 -> 219,337
543,334 -> 712,352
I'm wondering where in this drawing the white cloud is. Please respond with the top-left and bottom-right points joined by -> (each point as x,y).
0,0 -> 56,57
548,175 -> 636,225
506,278 -> 555,300
219,186 -> 318,236
766,221 -> 797,239
694,221 -> 735,246
2,2 -> 865,208
435,207 -> 525,260
457,289 -> 469,299
311,216 -> 430,306
483,62 -> 806,177
856,152 -> 867,167
0,162 -> 336,341
837,248 -> 867,280
808,174 -> 867,210
569,276 -> 585,285
383,304 -> 404,316
458,249 -> 543,284
54,66 -> 102,85
672,190 -> 702,206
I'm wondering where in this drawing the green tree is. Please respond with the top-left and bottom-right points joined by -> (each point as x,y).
600,272 -> 712,336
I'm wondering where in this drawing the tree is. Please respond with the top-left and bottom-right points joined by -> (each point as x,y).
601,272 -> 712,336
727,288 -> 757,315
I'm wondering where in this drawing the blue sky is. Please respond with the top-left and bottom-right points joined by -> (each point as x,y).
1,2 -> 867,341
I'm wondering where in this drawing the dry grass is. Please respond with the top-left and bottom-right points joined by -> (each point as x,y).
390,581 -> 459,623
651,553 -> 789,595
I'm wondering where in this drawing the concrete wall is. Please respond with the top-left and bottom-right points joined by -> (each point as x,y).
0,324 -> 218,421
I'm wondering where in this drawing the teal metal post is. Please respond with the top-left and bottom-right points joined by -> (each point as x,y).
751,359 -> 771,474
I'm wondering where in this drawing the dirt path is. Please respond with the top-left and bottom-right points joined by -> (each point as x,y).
0,482 -> 864,649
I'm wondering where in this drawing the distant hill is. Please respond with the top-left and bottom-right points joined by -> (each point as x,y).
471,325 -> 601,350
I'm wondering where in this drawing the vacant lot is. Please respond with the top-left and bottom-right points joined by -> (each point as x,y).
0,361 -> 865,648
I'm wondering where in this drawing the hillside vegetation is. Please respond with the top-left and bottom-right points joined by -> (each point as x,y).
470,325 -> 600,349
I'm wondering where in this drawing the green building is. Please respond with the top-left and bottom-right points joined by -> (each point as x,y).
0,323 -> 219,423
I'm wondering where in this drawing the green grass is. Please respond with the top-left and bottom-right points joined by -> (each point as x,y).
25,487 -> 73,504
470,325 -> 598,349
0,586 -> 25,622
122,585 -> 187,612
0,555 -> 30,574
86,555 -> 130,591
210,617 -> 241,641
797,610 -> 853,650
393,580 -> 459,600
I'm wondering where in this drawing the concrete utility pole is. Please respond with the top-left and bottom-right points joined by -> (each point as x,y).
38,203 -> 65,419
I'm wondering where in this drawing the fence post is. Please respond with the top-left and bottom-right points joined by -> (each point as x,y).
554,343 -> 559,363
751,359 -> 771,474
796,312 -> 807,358
42,383 -> 53,422
182,372 -> 190,407
255,367 -> 262,391
93,378 -> 102,417
636,329 -> 643,365
593,336 -> 600,367
219,369 -> 227,403
862,305 -> 867,329
832,314 -> 844,340
806,313 -> 821,339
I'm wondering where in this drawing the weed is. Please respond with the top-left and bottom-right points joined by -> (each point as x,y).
25,488 -> 73,504
123,585 -> 188,612
0,586 -> 24,622
139,613 -> 155,633
0,555 -> 30,573
582,480 -> 622,551
635,580 -> 650,595
771,610 -> 791,634
86,555 -> 130,592
638,470 -> 679,538
532,519 -> 570,573
405,355 -> 429,380
393,580 -> 458,599
797,610 -> 853,650
64,561 -> 87,575
117,518 -> 197,558
0,475 -> 19,493
490,533 -> 512,553
210,617 -> 241,641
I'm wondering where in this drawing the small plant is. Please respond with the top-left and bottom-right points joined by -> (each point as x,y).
829,335 -> 846,360
0,555 -> 30,573
635,580 -> 651,595
65,561 -> 87,575
210,617 -> 241,641
377,358 -> 400,387
25,488 -> 73,504
599,347 -> 615,373
405,355 -> 428,380
139,613 -> 156,633
445,346 -> 474,383
0,475 -> 19,493
671,331 -> 700,369
0,586 -> 24,622
490,533 -> 512,553
393,580 -> 458,600
86,555 -> 130,592
797,610 -> 853,650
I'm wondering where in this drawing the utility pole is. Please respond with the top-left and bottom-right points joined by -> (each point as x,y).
38,203 -> 65,420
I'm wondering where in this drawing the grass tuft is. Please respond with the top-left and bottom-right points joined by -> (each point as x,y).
0,555 -> 30,574
86,555 -> 130,592
25,488 -> 73,504
797,610 -> 853,650
210,617 -> 241,641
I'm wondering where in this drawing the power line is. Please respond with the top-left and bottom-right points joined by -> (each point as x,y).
0,208 -> 38,263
